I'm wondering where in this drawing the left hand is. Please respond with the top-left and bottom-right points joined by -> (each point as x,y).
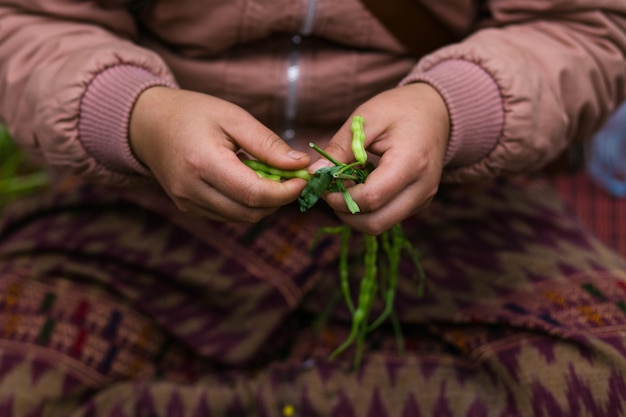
309,83 -> 450,234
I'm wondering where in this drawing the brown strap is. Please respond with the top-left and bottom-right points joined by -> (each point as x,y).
359,0 -> 456,58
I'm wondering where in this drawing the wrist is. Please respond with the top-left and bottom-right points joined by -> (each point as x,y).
78,65 -> 178,176
128,86 -> 174,170
401,60 -> 503,168
415,82 -> 450,144
401,82 -> 451,161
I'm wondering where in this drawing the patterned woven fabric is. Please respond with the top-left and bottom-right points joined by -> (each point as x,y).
0,177 -> 625,416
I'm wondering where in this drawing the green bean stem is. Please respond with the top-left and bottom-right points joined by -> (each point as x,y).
308,143 -> 343,166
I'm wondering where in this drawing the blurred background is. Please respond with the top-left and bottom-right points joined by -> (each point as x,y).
0,124 -> 49,212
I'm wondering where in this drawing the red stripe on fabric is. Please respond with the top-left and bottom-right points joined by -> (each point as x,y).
71,329 -> 88,358
72,300 -> 90,325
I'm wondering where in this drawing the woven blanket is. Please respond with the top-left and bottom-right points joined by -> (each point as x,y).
0,177 -> 625,416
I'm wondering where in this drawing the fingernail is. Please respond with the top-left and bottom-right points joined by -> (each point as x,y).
288,150 -> 307,160
309,159 -> 333,172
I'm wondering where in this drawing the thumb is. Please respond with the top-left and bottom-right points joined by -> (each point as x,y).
309,119 -> 356,172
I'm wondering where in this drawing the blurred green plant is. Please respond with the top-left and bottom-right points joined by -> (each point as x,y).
0,124 -> 49,210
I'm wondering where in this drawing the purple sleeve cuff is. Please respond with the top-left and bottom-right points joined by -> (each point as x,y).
400,60 -> 503,167
78,65 -> 178,176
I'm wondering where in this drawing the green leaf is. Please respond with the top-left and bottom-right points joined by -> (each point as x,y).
298,167 -> 335,212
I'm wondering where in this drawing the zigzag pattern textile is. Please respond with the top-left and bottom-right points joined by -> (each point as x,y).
0,176 -> 625,416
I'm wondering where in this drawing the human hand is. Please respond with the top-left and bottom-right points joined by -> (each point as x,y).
129,87 -> 310,222
309,83 -> 450,234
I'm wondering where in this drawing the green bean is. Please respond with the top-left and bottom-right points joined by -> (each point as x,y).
311,225 -> 354,314
338,226 -> 355,314
337,181 -> 360,214
355,234 -> 379,367
330,233 -> 378,368
329,301 -> 365,362
295,115 -> 428,369
350,115 -> 367,165
367,225 -> 402,331
243,159 -> 311,180
255,171 -> 282,181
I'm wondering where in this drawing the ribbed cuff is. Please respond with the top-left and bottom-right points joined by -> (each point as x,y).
78,65 -> 178,176
400,60 -> 503,167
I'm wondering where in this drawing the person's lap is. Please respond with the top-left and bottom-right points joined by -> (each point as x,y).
0,176 -> 625,416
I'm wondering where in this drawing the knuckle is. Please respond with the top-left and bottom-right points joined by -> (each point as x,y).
258,132 -> 285,154
171,196 -> 191,213
240,181 -> 265,207
168,182 -> 190,202
409,153 -> 429,175
183,154 -> 205,176
359,186 -> 384,211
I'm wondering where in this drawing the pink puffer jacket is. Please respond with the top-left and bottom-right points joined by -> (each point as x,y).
0,0 -> 625,186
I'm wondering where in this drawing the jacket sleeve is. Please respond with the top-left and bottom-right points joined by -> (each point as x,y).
0,1 -> 178,186
401,1 -> 626,183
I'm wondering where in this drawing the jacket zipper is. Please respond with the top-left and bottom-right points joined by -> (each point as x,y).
283,0 -> 318,141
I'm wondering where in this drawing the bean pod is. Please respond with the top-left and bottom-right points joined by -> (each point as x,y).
243,159 -> 311,181
350,115 -> 367,165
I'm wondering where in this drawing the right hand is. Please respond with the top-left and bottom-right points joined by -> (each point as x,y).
129,87 -> 311,222
308,83 -> 450,235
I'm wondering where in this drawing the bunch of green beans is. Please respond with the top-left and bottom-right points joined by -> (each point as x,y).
244,116 -> 425,369
313,222 -> 425,369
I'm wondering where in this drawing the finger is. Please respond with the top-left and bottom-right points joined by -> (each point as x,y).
323,147 -> 440,234
331,184 -> 432,235
326,147 -> 427,214
221,112 -> 310,170
308,118 -> 357,172
203,149 -> 308,208
176,179 -> 281,222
